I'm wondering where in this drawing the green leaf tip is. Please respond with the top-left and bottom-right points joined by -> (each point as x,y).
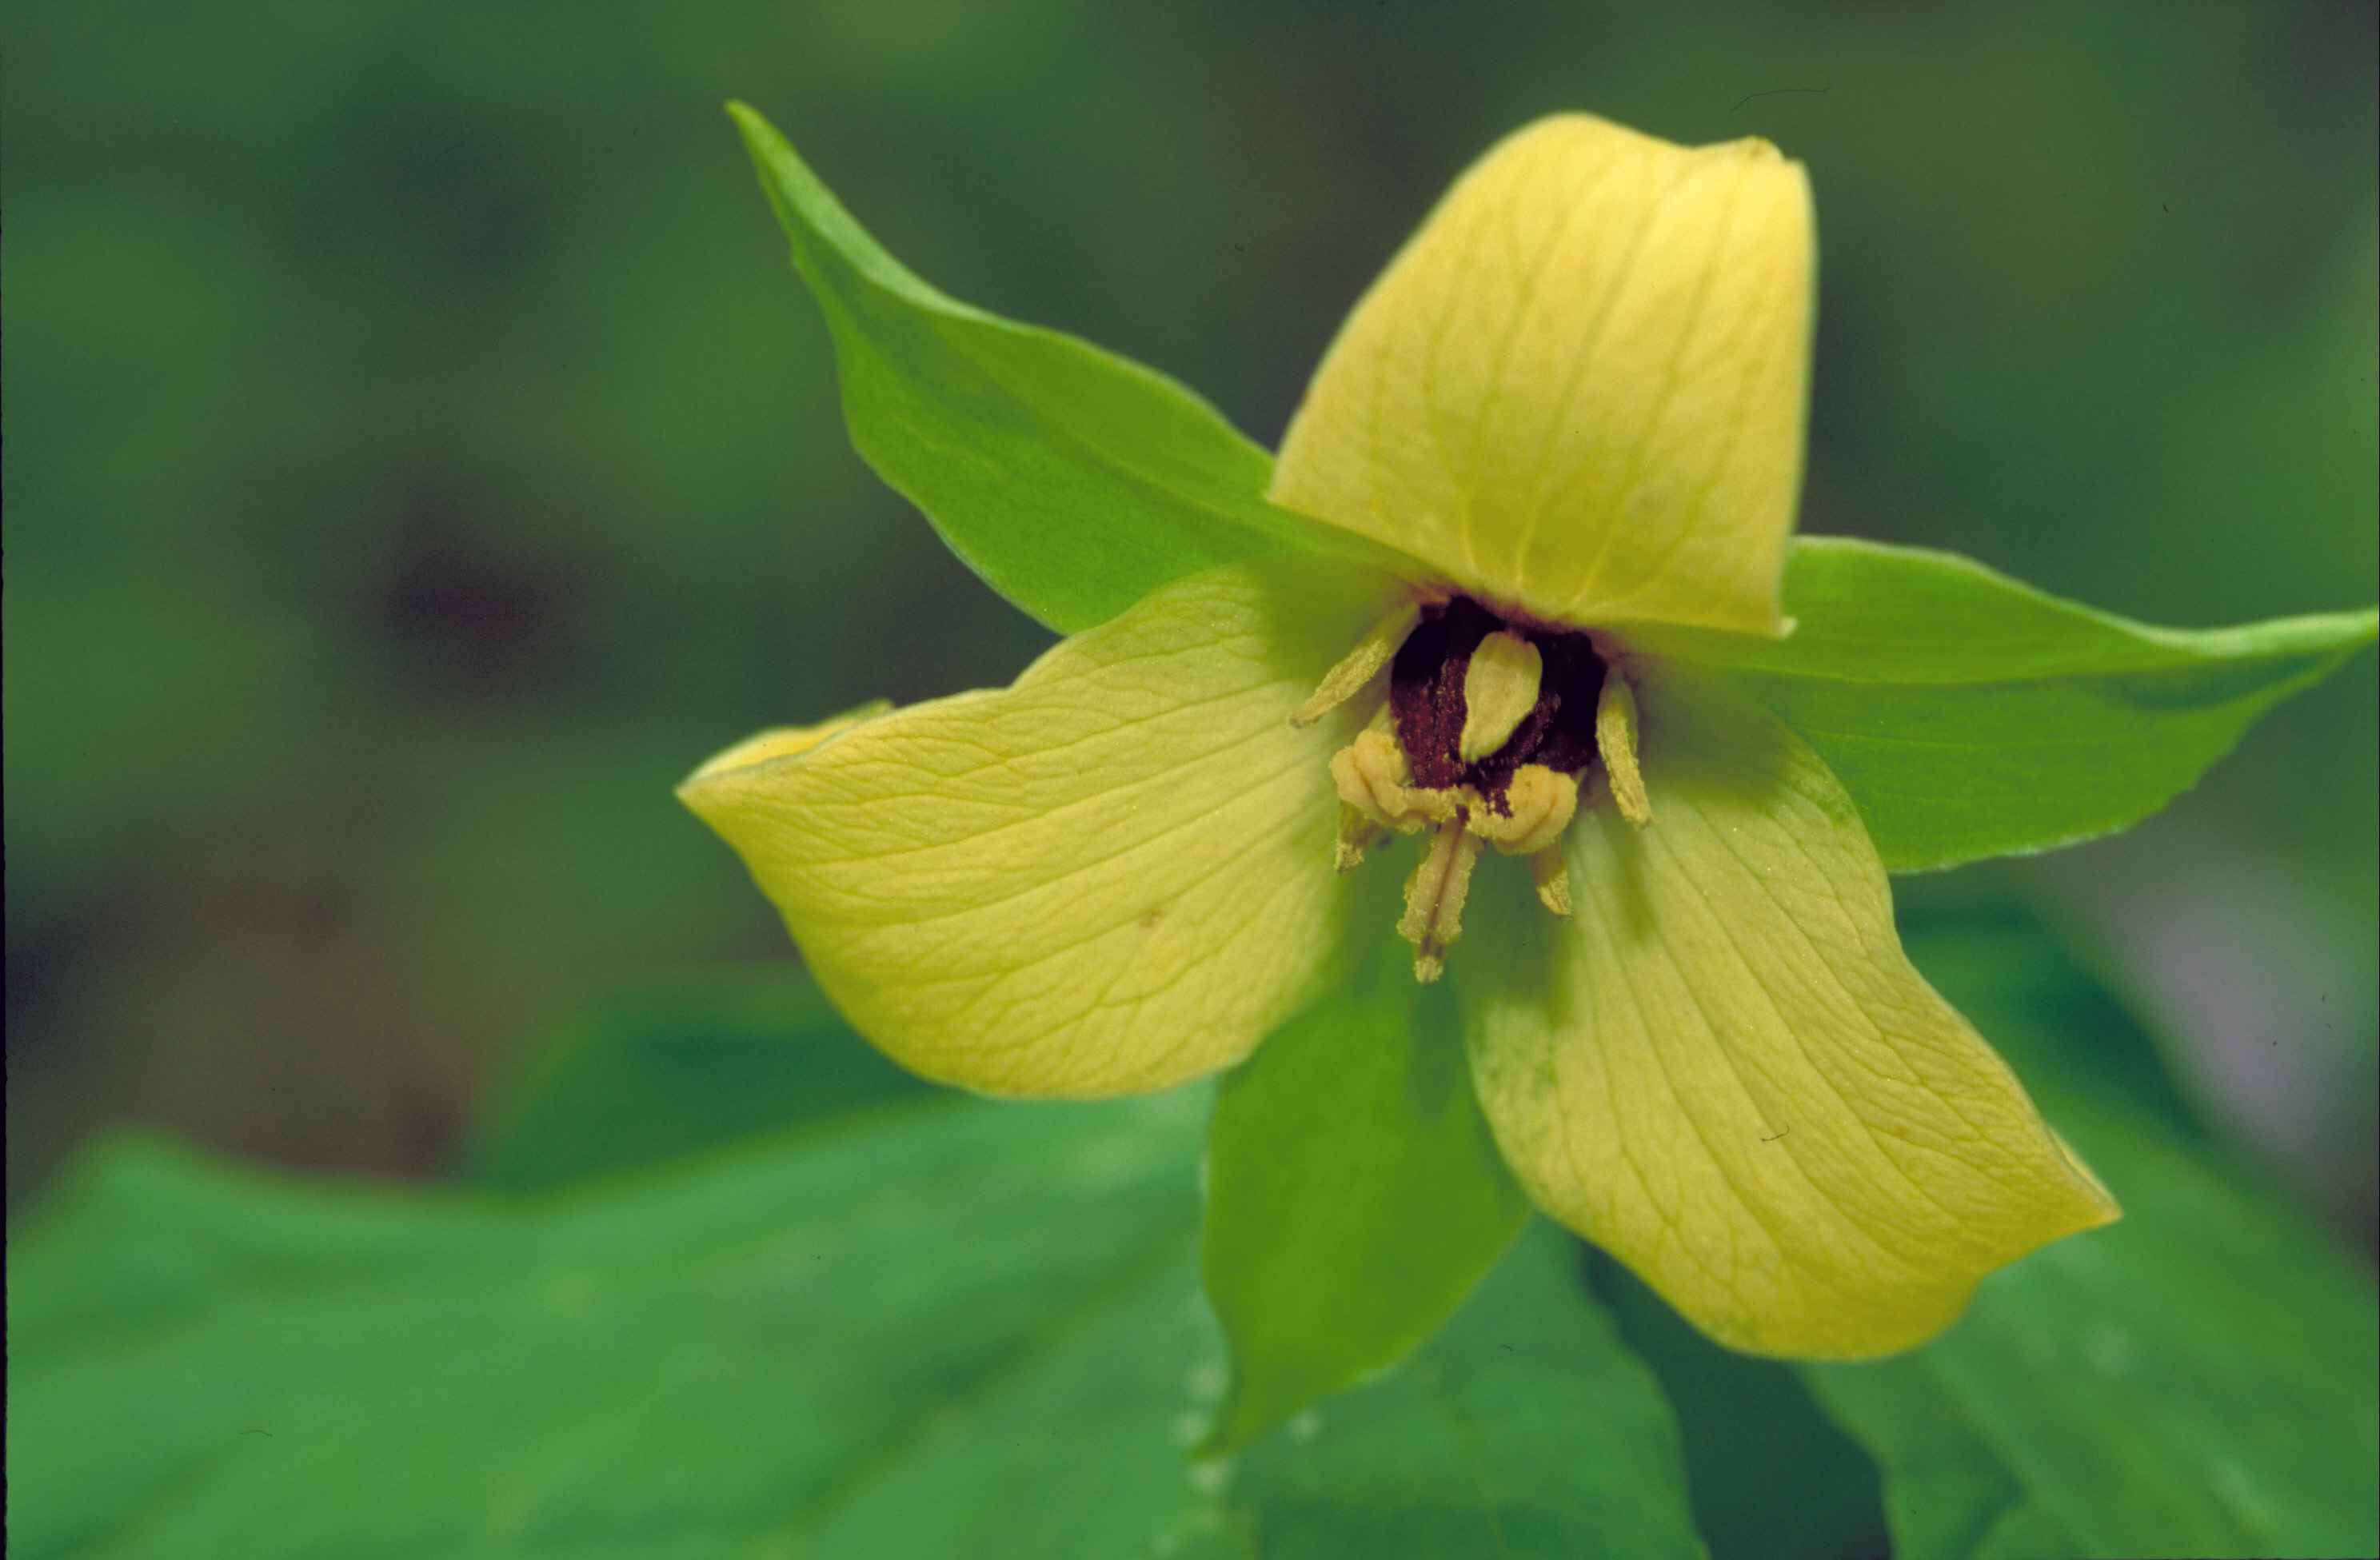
1634,539 -> 2380,872
1196,922 -> 1531,1455
723,99 -> 1333,634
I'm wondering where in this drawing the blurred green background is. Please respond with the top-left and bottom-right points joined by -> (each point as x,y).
6,2 -> 2374,1235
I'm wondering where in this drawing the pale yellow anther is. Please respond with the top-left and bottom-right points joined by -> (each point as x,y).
1596,669 -> 1653,827
1331,729 -> 1460,836
1330,730 -> 1411,829
1531,849 -> 1573,917
1334,803 -> 1382,873
1458,631 -> 1543,761
1399,820 -> 1484,983
1292,600 -> 1420,727
1469,764 -> 1579,856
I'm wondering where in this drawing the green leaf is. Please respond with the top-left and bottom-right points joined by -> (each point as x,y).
730,102 -> 1329,634
10,1095 -> 1700,1555
1201,923 -> 1531,1453
1588,1251 -> 1891,1560
1222,1223 -> 1706,1558
1799,901 -> 2380,1560
1633,537 -> 2378,872
461,968 -> 932,1192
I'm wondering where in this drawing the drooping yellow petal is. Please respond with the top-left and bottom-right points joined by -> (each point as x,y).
680,561 -> 1396,1098
1458,664 -> 2117,1358
1271,114 -> 1813,637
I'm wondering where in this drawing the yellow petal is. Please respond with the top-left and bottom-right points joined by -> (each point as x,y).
683,700 -> 894,780
1458,664 -> 2117,1358
679,561 -> 1396,1098
1271,114 -> 1812,636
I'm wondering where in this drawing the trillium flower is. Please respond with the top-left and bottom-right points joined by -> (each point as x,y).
683,108 -> 2377,1402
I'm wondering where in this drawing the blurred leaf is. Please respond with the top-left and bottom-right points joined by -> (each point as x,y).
10,1091 -> 1702,1556
1636,538 -> 2378,872
1201,924 -> 1531,1453
1589,1251 -> 1891,1560
1796,903 -> 2380,1560
461,966 -> 931,1192
731,102 -> 1326,635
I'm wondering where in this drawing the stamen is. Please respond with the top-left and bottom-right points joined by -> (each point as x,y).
1595,668 -> 1653,827
1334,803 -> 1382,873
1331,728 -> 1459,835
1471,764 -> 1578,856
1531,849 -> 1573,917
1457,630 -> 1543,760
1398,820 -> 1484,983
1292,600 -> 1422,727
1317,593 -> 1619,977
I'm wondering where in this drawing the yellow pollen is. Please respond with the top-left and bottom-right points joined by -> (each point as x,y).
1596,668 -> 1653,827
1330,726 -> 1458,835
1292,600 -> 1421,727
1531,849 -> 1572,917
1398,820 -> 1484,983
1470,764 -> 1578,856
1333,803 -> 1382,873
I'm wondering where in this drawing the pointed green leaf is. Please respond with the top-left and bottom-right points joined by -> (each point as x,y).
10,1095 -> 1699,1555
1200,921 -> 1531,1453
1633,537 -> 2377,872
730,102 -> 1336,633
1799,902 -> 2379,1560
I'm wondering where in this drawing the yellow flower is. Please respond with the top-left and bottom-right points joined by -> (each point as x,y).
681,115 -> 2117,1359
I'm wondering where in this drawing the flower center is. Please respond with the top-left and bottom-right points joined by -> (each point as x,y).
1386,596 -> 1603,804
1300,595 -> 1651,983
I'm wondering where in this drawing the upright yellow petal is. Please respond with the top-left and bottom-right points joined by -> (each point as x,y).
1272,114 -> 1813,636
1459,664 -> 2116,1358
680,562 -> 1397,1098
